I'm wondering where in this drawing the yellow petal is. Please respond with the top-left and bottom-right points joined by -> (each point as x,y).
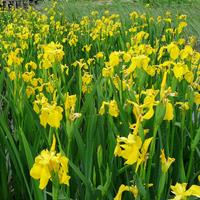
99,102 -> 107,115
142,137 -> 153,155
114,141 -> 122,157
184,71 -> 194,83
194,93 -> 200,105
143,106 -> 154,120
30,163 -> 42,180
173,65 -> 184,80
188,185 -> 200,197
50,135 -> 56,152
129,185 -> 138,198
122,144 -> 140,165
59,170 -> 70,185
164,102 -> 174,121
170,183 -> 190,196
39,166 -> 51,190
114,184 -> 138,200
166,158 -> 174,168
168,43 -> 180,60
135,158 -> 142,172
160,71 -> 167,100
109,100 -> 119,117
39,110 -> 49,128
60,156 -> 69,173
114,184 -> 127,200
132,103 -> 141,121
160,149 -> 175,173
33,102 -> 40,114
48,108 -> 63,128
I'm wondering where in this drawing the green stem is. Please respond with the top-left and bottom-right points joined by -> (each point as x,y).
157,173 -> 166,200
170,122 -> 175,156
146,125 -> 159,183
55,129 -> 63,152
66,121 -> 73,156
52,182 -> 59,200
48,127 -> 54,146
186,150 -> 194,181
179,112 -> 186,181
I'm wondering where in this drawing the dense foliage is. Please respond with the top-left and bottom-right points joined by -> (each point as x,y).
0,2 -> 200,200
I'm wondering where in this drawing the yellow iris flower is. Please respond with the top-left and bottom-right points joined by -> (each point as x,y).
30,136 -> 70,190
114,121 -> 153,169
114,184 -> 138,200
171,182 -> 200,200
99,100 -> 119,117
160,149 -> 175,173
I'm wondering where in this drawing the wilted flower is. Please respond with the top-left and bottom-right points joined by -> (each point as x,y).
160,149 -> 175,173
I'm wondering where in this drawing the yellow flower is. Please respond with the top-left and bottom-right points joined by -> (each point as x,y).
168,43 -> 180,60
187,185 -> 200,197
114,133 -> 142,165
8,71 -> 16,80
144,65 -> 156,77
135,137 -> 153,172
177,21 -> 187,34
40,42 -> 65,69
133,31 -> 149,44
65,93 -> 77,112
160,149 -> 175,173
124,55 -> 150,76
30,136 -> 70,190
102,66 -> 114,78
82,44 -> 92,52
173,63 -> 188,81
184,71 -> 194,83
109,51 -> 120,67
26,86 -> 35,98
123,52 -> 131,63
128,94 -> 157,122
171,183 -> 190,200
47,106 -> 63,128
171,183 -> 200,200
109,100 -> 119,117
64,93 -> 81,121
114,124 -> 153,169
25,61 -> 37,70
95,52 -> 104,59
194,92 -> 200,105
158,46 -> 166,61
160,71 -> 168,101
82,72 -> 93,94
176,102 -> 190,111
164,101 -> 174,121
99,100 -> 119,117
7,50 -> 23,66
39,103 -> 63,128
142,106 -> 154,120
114,184 -> 138,200
41,59 -> 52,69
30,158 -> 51,190
178,38 -> 185,45
99,101 -> 107,115
180,45 -> 193,60
22,71 -> 35,82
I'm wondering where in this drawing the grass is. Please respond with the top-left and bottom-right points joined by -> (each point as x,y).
38,0 -> 200,39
